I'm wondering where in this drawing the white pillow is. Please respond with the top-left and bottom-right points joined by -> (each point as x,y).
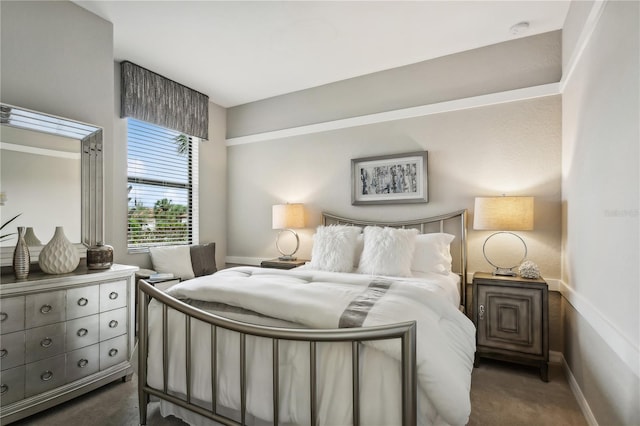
149,245 -> 195,280
411,233 -> 455,274
357,226 -> 418,277
309,225 -> 362,272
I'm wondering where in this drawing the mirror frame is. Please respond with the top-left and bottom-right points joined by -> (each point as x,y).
0,103 -> 104,266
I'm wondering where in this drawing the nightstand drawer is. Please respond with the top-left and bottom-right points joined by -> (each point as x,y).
476,285 -> 543,355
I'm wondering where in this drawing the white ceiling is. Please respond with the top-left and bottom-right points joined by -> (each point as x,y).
74,1 -> 570,108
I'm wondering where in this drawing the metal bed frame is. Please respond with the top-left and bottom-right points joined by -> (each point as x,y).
138,210 -> 468,426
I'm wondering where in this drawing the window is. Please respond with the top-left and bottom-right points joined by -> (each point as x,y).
127,118 -> 199,251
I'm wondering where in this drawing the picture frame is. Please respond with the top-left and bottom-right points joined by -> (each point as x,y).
351,151 -> 428,205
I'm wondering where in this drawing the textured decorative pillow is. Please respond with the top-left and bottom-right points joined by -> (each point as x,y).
309,225 -> 362,272
357,226 -> 419,277
190,243 -> 217,277
411,233 -> 455,274
149,245 -> 195,280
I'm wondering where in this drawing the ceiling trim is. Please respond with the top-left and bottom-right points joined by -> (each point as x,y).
560,0 -> 607,92
226,83 -> 561,146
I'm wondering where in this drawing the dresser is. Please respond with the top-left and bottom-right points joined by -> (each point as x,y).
0,264 -> 138,423
472,272 -> 549,381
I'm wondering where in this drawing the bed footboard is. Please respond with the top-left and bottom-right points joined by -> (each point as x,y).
138,280 -> 417,426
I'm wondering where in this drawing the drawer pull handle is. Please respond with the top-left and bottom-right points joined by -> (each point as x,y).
0,312 -> 7,322
40,337 -> 53,348
40,370 -> 53,381
40,304 -> 53,314
109,292 -> 118,300
0,349 -> 7,358
77,297 -> 89,306
77,328 -> 88,337
108,320 -> 118,328
0,384 -> 8,394
77,359 -> 89,368
479,304 -> 485,321
108,348 -> 118,357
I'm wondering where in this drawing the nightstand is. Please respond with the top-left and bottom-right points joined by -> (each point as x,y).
473,272 -> 549,381
260,258 -> 308,270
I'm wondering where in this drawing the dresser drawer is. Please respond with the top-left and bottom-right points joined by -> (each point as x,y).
66,344 -> 99,383
25,322 -> 66,364
100,334 -> 128,370
100,281 -> 127,312
25,354 -> 66,397
99,307 -> 127,341
0,296 -> 25,334
66,285 -> 100,320
0,365 -> 25,405
26,291 -> 66,328
0,331 -> 25,371
66,314 -> 100,351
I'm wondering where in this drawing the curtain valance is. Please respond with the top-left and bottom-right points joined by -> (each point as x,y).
121,61 -> 209,140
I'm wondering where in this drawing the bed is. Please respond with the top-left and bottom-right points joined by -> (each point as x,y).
137,210 -> 476,426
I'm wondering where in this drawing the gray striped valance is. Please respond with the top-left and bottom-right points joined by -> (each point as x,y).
121,61 -> 209,140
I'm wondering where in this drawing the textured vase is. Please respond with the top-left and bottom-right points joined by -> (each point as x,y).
13,227 -> 30,280
39,226 -> 80,274
24,227 -> 42,246
87,242 -> 114,270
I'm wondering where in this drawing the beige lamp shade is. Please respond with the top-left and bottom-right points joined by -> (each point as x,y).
474,197 -> 534,231
272,203 -> 305,229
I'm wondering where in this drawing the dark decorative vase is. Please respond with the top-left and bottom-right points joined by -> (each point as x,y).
87,242 -> 113,270
13,227 -> 30,280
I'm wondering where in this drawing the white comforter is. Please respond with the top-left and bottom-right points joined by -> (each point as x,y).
146,267 -> 476,425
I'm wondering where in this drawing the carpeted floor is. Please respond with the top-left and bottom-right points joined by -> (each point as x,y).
11,360 -> 587,425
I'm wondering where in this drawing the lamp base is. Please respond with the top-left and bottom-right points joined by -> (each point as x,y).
493,267 -> 517,276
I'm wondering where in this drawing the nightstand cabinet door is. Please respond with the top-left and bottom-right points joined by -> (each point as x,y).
476,285 -> 543,355
473,272 -> 549,382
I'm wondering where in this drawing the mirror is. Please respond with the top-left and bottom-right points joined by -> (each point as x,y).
0,104 -> 103,266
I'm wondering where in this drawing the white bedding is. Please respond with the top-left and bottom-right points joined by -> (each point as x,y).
145,266 -> 475,426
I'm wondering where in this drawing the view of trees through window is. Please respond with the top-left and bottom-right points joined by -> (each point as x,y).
127,119 -> 196,249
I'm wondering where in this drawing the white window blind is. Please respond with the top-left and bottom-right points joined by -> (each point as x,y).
127,118 -> 199,250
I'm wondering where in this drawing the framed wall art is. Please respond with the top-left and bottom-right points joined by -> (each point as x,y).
351,151 -> 428,205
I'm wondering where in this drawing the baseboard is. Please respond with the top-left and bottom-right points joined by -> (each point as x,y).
559,353 -> 599,426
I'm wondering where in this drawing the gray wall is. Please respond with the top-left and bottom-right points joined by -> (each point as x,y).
0,1 -> 228,270
228,31 -> 561,138
562,1 -> 639,424
226,32 -> 563,285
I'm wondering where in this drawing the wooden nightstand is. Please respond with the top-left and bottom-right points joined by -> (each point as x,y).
473,272 -> 549,381
260,258 -> 308,270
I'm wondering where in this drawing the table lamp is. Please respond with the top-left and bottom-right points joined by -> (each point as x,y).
272,203 -> 305,260
474,196 -> 534,276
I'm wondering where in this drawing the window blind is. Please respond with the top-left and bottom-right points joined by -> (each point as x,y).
127,119 -> 199,250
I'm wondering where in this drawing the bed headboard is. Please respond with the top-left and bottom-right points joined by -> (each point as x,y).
322,209 -> 468,310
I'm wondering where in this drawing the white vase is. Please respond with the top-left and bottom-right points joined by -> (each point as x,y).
24,227 -> 42,246
39,226 -> 80,274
